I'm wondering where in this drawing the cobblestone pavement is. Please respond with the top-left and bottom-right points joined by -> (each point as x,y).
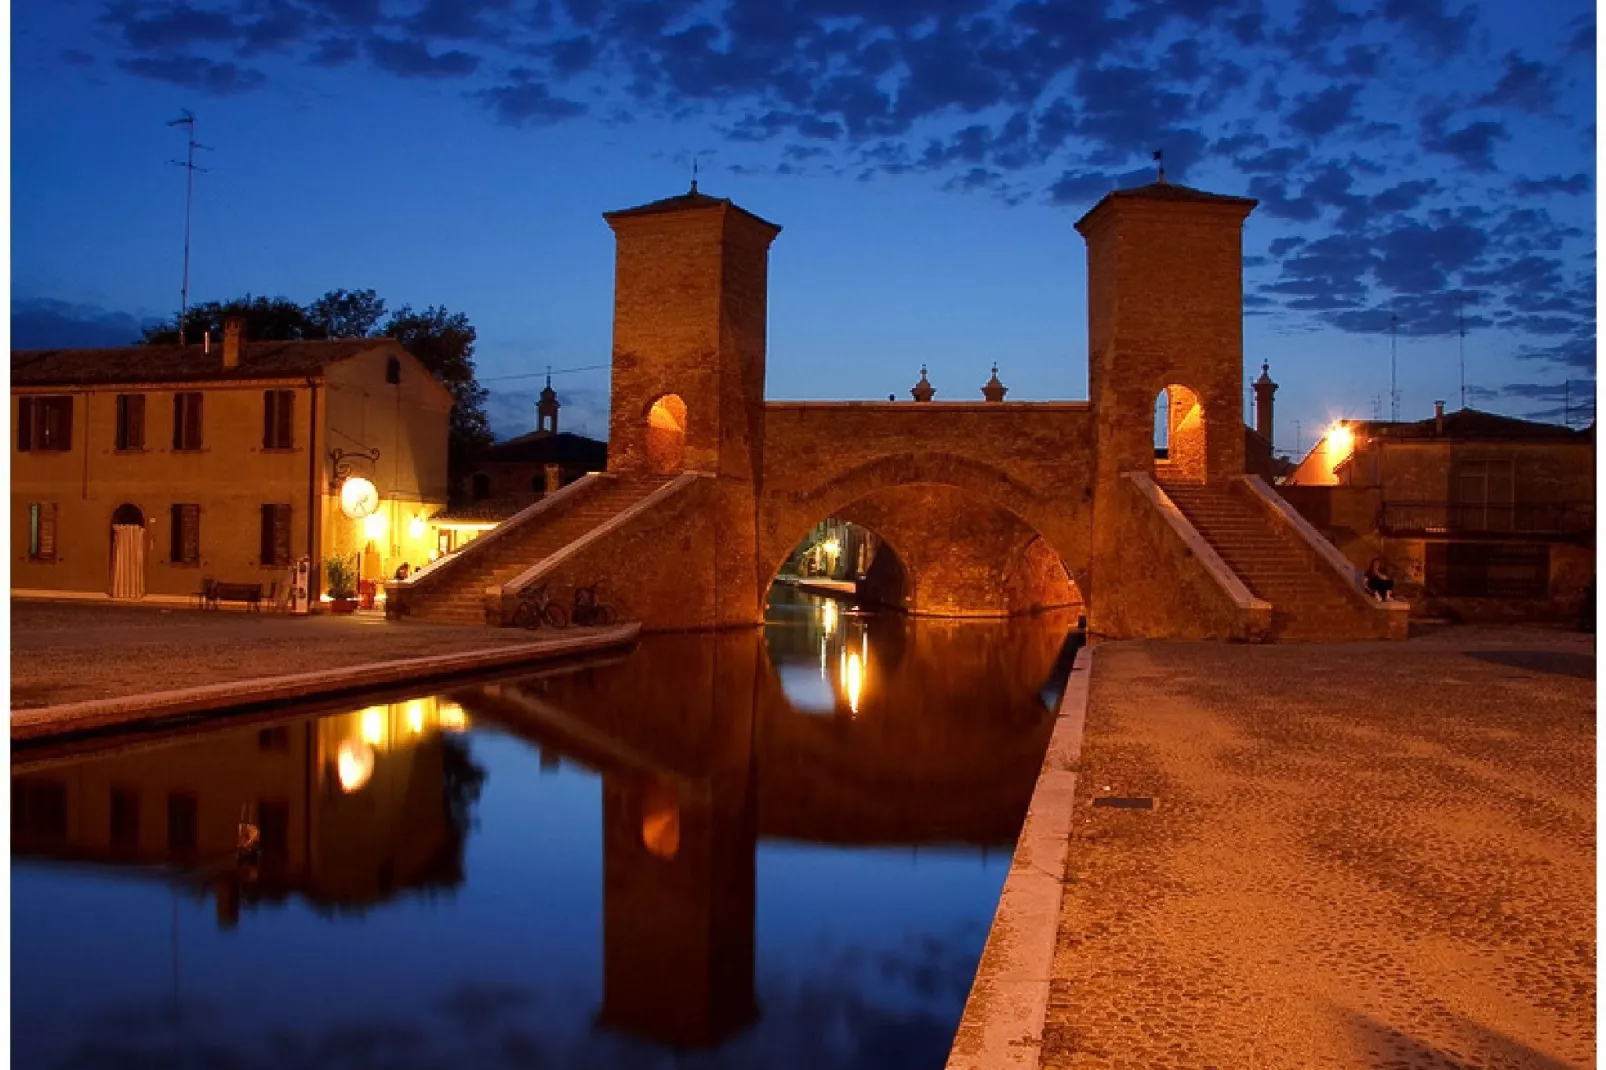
10,600 -> 553,709
1044,626 -> 1595,1070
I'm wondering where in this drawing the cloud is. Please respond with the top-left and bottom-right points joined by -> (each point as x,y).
11,298 -> 163,349
475,75 -> 586,126
60,48 -> 96,65
115,2 -> 240,50
1419,105 -> 1507,171
1379,0 -> 1476,57
365,36 -> 480,78
116,54 -> 267,93
1476,51 -> 1561,113
1512,173 -> 1591,196
1286,83 -> 1362,139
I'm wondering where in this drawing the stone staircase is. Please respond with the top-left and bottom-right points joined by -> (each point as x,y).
1156,478 -> 1375,640
405,475 -> 672,625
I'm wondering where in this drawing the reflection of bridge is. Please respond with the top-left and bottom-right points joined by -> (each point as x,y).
393,182 -> 1403,641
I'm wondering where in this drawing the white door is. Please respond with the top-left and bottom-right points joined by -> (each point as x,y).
110,524 -> 146,600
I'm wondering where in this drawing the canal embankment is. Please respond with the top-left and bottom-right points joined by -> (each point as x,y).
947,642 -> 1093,1070
11,600 -> 639,742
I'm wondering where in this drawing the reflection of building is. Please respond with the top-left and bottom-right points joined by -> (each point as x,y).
782,518 -> 882,580
1280,404 -> 1594,617
441,379 -> 608,554
11,697 -> 477,924
11,323 -> 451,601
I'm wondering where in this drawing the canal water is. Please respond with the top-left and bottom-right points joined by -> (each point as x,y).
11,591 -> 1076,1069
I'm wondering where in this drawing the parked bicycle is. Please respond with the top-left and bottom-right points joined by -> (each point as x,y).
511,583 -> 568,630
570,584 -> 617,627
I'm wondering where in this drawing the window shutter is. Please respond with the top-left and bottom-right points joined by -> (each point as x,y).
183,505 -> 200,564
170,504 -> 183,560
38,504 -> 56,560
130,395 -> 145,450
273,505 -> 292,565
57,397 -> 73,450
174,395 -> 185,450
116,397 -> 127,451
187,394 -> 203,449
260,505 -> 274,564
263,391 -> 275,449
277,391 -> 294,448
18,397 -> 32,451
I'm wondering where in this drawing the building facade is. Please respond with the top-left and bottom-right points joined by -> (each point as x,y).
1281,404 -> 1594,618
12,328 -> 453,604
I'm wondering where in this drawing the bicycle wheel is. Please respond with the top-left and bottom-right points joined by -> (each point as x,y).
543,603 -> 569,629
511,601 -> 537,629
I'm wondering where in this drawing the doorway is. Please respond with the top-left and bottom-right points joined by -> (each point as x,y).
109,503 -> 147,600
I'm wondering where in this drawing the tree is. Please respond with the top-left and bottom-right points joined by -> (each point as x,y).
308,288 -> 387,339
142,295 -> 320,345
383,304 -> 495,475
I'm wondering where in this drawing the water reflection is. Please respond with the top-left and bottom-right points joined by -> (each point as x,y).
12,596 -> 1075,1068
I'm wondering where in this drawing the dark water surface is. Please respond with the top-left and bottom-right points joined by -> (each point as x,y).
12,592 -> 1074,1070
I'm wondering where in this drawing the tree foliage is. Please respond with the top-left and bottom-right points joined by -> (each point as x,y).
140,288 -> 494,476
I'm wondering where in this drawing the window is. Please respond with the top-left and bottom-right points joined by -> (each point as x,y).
1425,542 -> 1550,599
17,396 -> 74,452
115,394 -> 146,450
167,793 -> 198,855
385,356 -> 401,385
258,799 -> 290,861
258,726 -> 290,751
263,390 -> 295,450
14,779 -> 67,844
1454,459 -> 1516,532
173,392 -> 204,450
110,788 -> 140,851
28,503 -> 57,561
259,504 -> 292,566
170,504 -> 200,565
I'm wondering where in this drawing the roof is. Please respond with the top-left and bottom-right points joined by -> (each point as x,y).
1075,181 -> 1257,230
1349,408 -> 1590,443
480,430 -> 608,466
11,339 -> 393,387
603,185 -> 782,234
433,497 -> 538,524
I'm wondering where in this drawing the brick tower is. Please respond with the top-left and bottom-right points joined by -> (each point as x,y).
1076,181 -> 1257,628
603,185 -> 782,623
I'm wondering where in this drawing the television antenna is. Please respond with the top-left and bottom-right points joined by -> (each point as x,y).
169,110 -> 211,344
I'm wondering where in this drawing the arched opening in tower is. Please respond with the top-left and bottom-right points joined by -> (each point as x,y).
645,394 -> 687,474
1154,383 -> 1206,482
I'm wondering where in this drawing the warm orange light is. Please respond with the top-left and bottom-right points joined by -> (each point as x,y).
361,707 -> 385,745
407,701 -> 425,734
1327,422 -> 1354,461
642,785 -> 681,860
337,739 -> 374,793
438,703 -> 468,732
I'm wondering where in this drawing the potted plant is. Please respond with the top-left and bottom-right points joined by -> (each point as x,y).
324,554 -> 360,614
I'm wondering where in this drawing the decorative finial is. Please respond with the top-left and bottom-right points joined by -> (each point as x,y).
982,363 -> 1008,403
691,158 -> 699,194
1152,148 -> 1166,184
911,365 -> 935,403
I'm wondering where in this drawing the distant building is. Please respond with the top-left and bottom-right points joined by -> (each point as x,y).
438,375 -> 607,555
11,319 -> 452,603
1280,402 -> 1594,619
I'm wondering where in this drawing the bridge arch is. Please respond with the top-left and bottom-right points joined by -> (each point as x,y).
761,451 -> 1088,617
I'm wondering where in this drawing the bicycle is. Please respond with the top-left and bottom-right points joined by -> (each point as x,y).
570,584 -> 617,627
511,583 -> 568,630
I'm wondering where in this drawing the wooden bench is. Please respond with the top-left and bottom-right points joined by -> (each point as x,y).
206,581 -> 265,611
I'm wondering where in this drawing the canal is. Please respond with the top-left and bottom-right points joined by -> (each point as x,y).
12,591 -> 1077,1069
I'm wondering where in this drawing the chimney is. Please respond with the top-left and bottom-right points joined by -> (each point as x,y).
222,317 -> 244,369
1434,400 -> 1445,435
1253,361 -> 1278,447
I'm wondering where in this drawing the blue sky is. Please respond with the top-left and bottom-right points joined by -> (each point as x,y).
10,0 -> 1596,453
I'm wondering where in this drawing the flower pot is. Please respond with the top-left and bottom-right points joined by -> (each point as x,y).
330,598 -> 359,615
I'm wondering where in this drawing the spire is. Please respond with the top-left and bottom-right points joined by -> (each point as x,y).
537,365 -> 560,434
1152,148 -> 1166,185
911,365 -> 935,403
1252,360 -> 1278,447
690,158 -> 699,195
981,364 -> 1008,402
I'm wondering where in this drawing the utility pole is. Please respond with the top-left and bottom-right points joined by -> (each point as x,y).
1294,419 -> 1302,457
1564,380 -> 1571,428
1457,302 -> 1466,411
168,110 -> 210,344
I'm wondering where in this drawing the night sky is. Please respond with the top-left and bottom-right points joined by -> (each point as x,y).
11,0 -> 1597,453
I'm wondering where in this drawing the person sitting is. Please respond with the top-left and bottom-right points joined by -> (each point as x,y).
394,562 -> 411,581
1364,557 -> 1395,601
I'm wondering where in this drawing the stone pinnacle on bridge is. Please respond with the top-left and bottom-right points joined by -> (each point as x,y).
981,364 -> 1008,402
911,366 -> 935,402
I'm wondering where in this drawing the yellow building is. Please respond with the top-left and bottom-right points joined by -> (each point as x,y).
12,322 -> 453,604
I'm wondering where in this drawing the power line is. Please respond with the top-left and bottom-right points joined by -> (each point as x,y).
1458,301 -> 1466,411
168,110 -> 211,344
481,362 -> 610,384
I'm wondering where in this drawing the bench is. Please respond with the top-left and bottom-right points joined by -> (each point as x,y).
206,581 -> 265,611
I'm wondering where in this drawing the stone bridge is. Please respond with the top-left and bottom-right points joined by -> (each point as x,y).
391,180 -> 1405,641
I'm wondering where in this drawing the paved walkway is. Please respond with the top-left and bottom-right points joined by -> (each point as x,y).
11,601 -> 555,709
1044,626 -> 1595,1070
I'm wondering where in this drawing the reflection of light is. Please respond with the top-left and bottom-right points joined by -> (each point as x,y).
844,652 -> 863,714
337,739 -> 375,793
410,514 -> 426,539
364,510 -> 387,542
361,707 -> 385,745
821,538 -> 840,556
642,785 -> 681,860
820,599 -> 838,636
438,703 -> 468,732
407,701 -> 425,733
